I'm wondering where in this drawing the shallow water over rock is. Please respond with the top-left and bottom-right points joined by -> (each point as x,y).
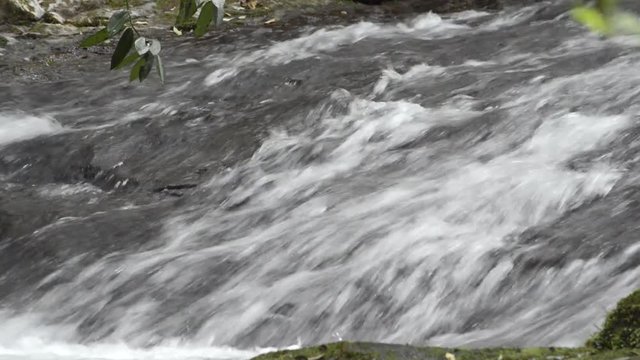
1,1 -> 640,359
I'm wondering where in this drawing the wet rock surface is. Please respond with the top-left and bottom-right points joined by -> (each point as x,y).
0,0 -> 45,21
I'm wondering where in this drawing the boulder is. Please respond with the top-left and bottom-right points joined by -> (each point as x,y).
0,0 -> 45,22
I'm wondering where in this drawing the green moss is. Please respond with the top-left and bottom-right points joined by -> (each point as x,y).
0,36 -> 8,47
106,0 -> 145,8
587,289 -> 640,350
253,342 -> 375,360
252,342 -> 640,360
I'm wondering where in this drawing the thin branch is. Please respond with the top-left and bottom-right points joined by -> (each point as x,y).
125,0 -> 141,36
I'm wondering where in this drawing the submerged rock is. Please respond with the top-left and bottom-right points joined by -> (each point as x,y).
354,0 -> 503,11
0,0 -> 45,22
410,0 -> 503,12
587,289 -> 640,350
43,10 -> 65,23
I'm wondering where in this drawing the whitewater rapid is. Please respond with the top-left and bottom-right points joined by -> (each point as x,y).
1,1 -> 639,359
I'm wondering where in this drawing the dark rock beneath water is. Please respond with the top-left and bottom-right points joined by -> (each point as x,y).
355,0 -> 503,11
0,209 -> 12,239
0,138 -> 96,184
354,0 -> 385,4
0,136 -> 138,191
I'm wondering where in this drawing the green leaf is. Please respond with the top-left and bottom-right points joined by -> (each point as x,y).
80,28 -> 109,48
130,56 -> 145,82
176,0 -> 197,26
114,51 -> 141,70
571,6 -> 610,35
185,0 -> 198,18
107,10 -> 130,37
156,55 -> 165,84
139,53 -> 155,82
110,28 -> 134,70
176,0 -> 186,24
195,1 -> 214,37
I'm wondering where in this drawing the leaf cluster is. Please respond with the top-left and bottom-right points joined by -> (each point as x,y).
571,0 -> 640,36
80,0 -> 224,83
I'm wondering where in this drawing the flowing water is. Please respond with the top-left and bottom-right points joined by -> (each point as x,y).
1,1 -> 640,359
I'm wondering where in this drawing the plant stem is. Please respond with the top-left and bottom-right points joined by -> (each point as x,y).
125,0 -> 141,36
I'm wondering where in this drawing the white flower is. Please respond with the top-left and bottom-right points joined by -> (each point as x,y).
134,37 -> 161,56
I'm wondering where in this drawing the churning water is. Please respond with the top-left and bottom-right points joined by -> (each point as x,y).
1,1 -> 640,359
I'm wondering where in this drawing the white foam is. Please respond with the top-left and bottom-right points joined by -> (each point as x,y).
205,68 -> 240,86
202,4 -> 555,87
396,12 -> 468,34
0,113 -> 63,145
373,63 -> 446,95
0,341 -> 271,360
479,4 -> 541,31
448,10 -> 491,21
38,184 -> 102,197
204,3 -> 562,88
0,311 -> 293,360
204,12 -> 469,86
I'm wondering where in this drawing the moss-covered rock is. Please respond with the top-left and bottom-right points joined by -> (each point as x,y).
252,342 -> 640,360
587,289 -> 640,350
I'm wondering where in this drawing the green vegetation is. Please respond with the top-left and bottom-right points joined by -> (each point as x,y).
588,289 -> 640,350
105,0 -> 145,9
79,0 -> 224,83
78,0 -> 362,83
252,341 -> 640,360
76,0 -> 640,84
571,0 -> 640,36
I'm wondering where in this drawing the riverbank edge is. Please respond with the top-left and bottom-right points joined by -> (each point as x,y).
251,289 -> 640,360
251,341 -> 640,360
0,0 -> 511,84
